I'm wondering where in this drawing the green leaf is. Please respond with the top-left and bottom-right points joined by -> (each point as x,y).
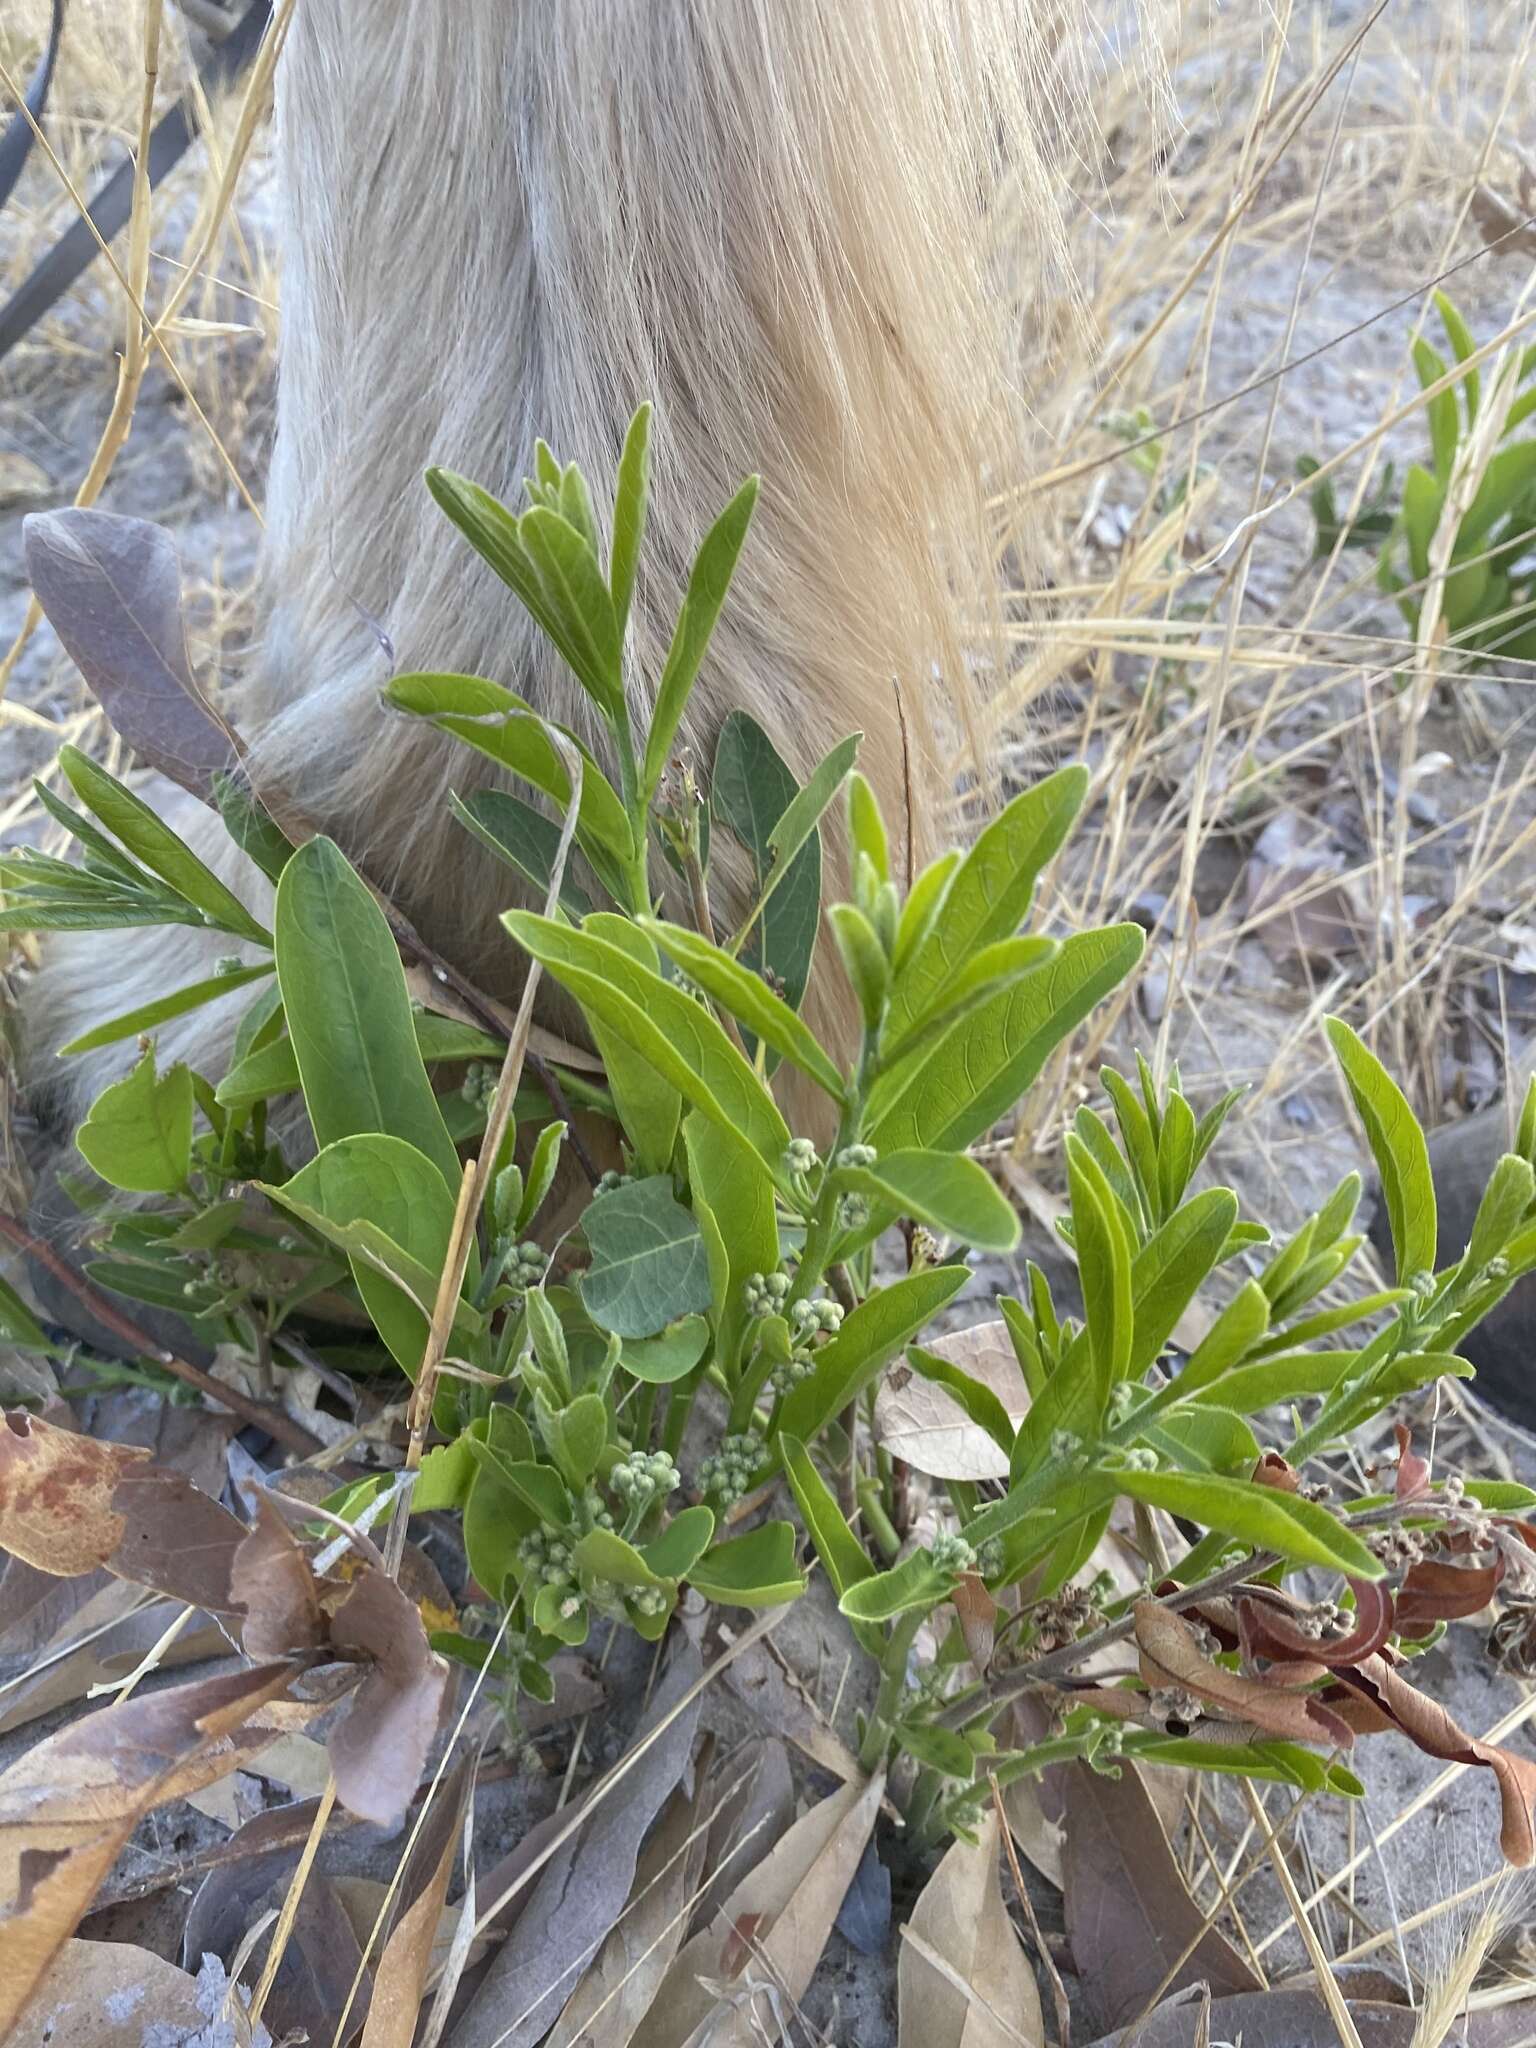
906,1345 -> 1018,1457
1105,1466 -> 1383,1576
58,962 -> 272,1056
385,671 -> 633,864
516,1120 -> 568,1233
610,403 -> 653,639
1400,464 -> 1442,580
412,1434 -> 478,1512
827,902 -> 888,1031
780,1435 -> 877,1625
76,1048 -> 193,1194
643,1504 -> 717,1580
644,920 -> 848,1103
1177,1278 -> 1271,1393
683,1110 -> 779,1377
1143,1405 -> 1260,1474
711,710 -> 820,1013
275,838 -> 461,1192
847,772 -> 889,883
833,1149 -> 1020,1253
261,1134 -> 463,1380
839,1548 -> 958,1621
450,789 -> 593,919
540,1393 -> 610,1488
0,1274 -> 51,1351
688,1522 -> 806,1607
1324,1017 -> 1436,1281
466,1443 -> 574,1528
622,1314 -> 712,1383
1465,1153 -> 1535,1273
580,915 -> 682,1174
212,772 -> 295,886
884,765 -> 1088,1042
643,476 -> 760,800
518,505 -> 624,721
58,746 -> 270,945
504,913 -> 792,1183
580,1175 -> 713,1338
895,1722 -> 976,1779
775,1264 -> 970,1450
755,733 -> 861,920
1124,1188 -> 1240,1379
1066,1133 -> 1134,1398
867,925 -> 1144,1156
891,850 -> 960,974
1434,291 -> 1480,418
878,936 -> 1057,1071
1413,338 -> 1459,479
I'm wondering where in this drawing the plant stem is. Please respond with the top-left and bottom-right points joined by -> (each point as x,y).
860,1608 -> 924,1772
856,1477 -> 901,1562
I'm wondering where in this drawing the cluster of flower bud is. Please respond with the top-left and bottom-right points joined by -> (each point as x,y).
596,1169 -> 633,1195
699,1432 -> 764,1507
460,1060 -> 498,1109
744,1271 -> 792,1317
519,1528 -> 576,1587
929,1531 -> 977,1576
835,1143 -> 878,1170
784,1138 -> 820,1176
610,1450 -> 681,1507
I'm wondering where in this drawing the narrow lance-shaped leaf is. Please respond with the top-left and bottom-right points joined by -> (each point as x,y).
643,475 -> 760,801
1325,1016 -> 1436,1281
609,401 -> 653,639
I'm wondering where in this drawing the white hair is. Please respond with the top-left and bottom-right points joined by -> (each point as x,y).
28,0 -> 1093,1131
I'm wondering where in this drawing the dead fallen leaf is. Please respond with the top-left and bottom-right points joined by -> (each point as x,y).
0,1410 -> 247,1612
717,1623 -> 868,1790
547,1773 -> 711,2048
1081,1985 -> 1536,2048
899,1806 -> 1043,2048
1243,812 -> 1368,966
0,1587 -> 231,1735
1063,1758 -> 1259,2034
232,1492 -> 325,1658
690,1738 -> 796,1940
0,1411 -> 149,1575
1472,182 -> 1536,260
449,1635 -> 706,2048
0,1659 -> 299,2035
874,1323 -> 1029,1481
181,1808 -> 368,2048
327,1566 -> 451,1829
359,1757 -> 474,2048
10,1937 -> 210,2046
630,1770 -> 884,2048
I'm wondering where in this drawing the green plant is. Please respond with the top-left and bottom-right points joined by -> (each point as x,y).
1301,292 -> 1536,665
9,409 -> 1536,1855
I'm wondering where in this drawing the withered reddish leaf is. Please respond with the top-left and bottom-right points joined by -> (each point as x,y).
1134,1601 -> 1354,1749
232,1493 -> 325,1658
327,1568 -> 449,1829
952,1571 -> 998,1673
1393,1423 -> 1430,1503
1239,1580 -> 1395,1668
1062,1759 -> 1258,2034
0,1660 -> 297,2035
1395,1558 -> 1498,1634
1331,1655 -> 1536,1865
0,1411 -> 149,1576
1251,1451 -> 1300,1493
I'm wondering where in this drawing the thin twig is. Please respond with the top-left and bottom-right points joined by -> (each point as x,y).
0,1209 -> 322,1455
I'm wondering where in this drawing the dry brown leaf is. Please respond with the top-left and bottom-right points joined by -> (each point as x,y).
1063,1759 -> 1259,2034
0,1659 -> 299,2035
630,1770 -> 884,2048
874,1322 -> 1028,1481
1080,1985 -> 1536,2048
360,1757 -> 473,2048
717,1624 -> 868,1790
1472,182 -> 1536,259
547,1775 -> 711,2048
327,1567 -> 451,1829
898,1806 -> 1043,2048
0,1411 -> 150,1575
0,1410 -> 248,1613
1331,1655 -> 1536,1865
1133,1600 -> 1354,1749
450,1637 -> 705,2048
9,1937 -> 211,2046
181,1809 -> 368,2048
232,1492 -> 325,1658
689,1739 -> 796,1939
0,1580 -> 230,1736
